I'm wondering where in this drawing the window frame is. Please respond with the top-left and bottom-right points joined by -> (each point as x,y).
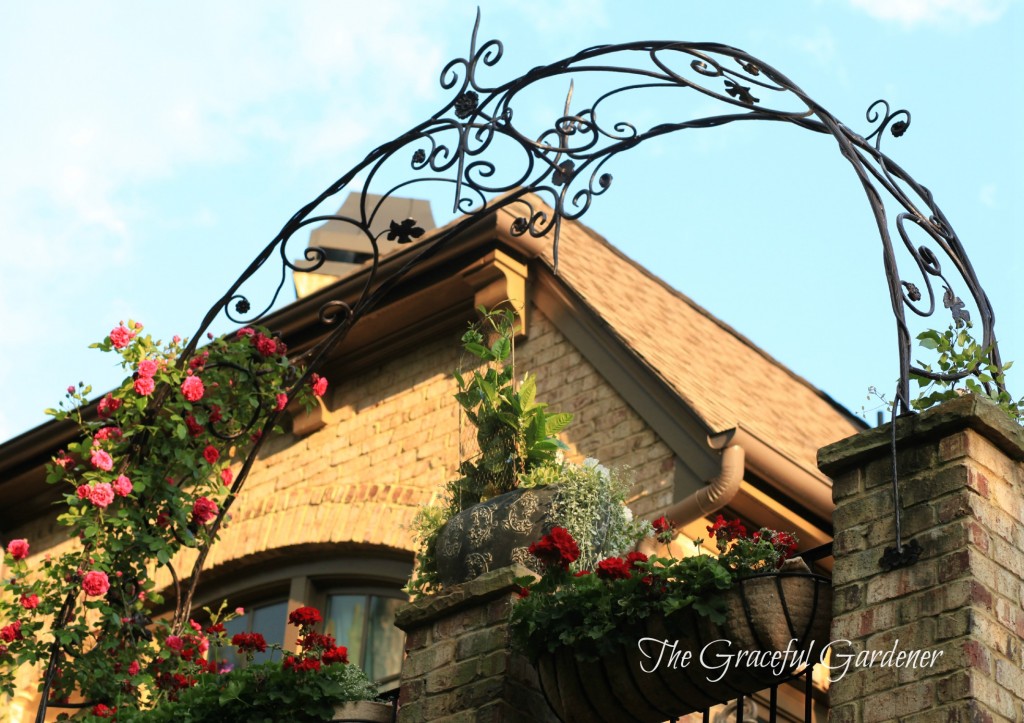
189,551 -> 411,678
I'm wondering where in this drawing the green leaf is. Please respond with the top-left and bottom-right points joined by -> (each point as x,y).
464,341 -> 491,360
545,413 -> 573,437
519,374 -> 537,410
490,335 -> 511,361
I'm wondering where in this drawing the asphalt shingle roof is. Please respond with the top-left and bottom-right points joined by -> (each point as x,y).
503,201 -> 862,473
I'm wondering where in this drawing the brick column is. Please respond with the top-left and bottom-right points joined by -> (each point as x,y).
819,396 -> 1024,722
394,566 -> 557,722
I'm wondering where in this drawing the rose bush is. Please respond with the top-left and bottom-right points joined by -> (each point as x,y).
510,515 -> 802,660
0,321 -> 327,717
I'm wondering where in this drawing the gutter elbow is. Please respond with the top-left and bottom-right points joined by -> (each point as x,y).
638,444 -> 745,553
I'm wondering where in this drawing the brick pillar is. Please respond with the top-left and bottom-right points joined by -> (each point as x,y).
819,396 -> 1024,722
394,566 -> 557,722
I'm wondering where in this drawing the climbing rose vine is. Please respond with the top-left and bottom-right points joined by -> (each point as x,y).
0,321 -> 322,715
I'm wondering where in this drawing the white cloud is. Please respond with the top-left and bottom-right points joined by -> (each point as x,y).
0,1 -> 453,258
848,0 -> 1013,27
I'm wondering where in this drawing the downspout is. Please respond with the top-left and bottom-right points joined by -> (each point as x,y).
638,441 -> 745,554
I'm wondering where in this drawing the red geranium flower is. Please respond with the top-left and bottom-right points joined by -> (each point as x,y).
707,514 -> 746,543
232,632 -> 267,653
283,655 -> 321,672
770,531 -> 799,561
322,645 -> 349,665
596,556 -> 632,580
288,606 -> 323,628
625,551 -> 648,568
528,527 -> 580,571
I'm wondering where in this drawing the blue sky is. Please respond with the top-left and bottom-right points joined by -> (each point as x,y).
1,0 -> 1021,442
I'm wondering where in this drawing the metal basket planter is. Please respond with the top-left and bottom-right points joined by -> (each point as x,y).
535,565 -> 832,723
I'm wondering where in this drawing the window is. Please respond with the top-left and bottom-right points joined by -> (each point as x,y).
324,592 -> 405,683
215,599 -> 288,669
193,552 -> 411,683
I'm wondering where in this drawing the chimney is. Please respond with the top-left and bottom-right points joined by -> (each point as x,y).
294,192 -> 435,298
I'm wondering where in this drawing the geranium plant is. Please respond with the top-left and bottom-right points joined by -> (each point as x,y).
509,515 -> 799,661
121,606 -> 380,723
0,321 -> 330,717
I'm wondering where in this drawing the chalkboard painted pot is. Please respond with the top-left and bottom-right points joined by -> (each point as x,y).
434,487 -> 558,585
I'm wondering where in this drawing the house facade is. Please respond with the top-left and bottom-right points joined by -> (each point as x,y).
0,195 -> 863,721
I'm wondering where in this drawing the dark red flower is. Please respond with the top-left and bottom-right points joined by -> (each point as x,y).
596,557 -> 632,581
322,645 -> 349,665
97,394 -> 122,418
92,703 -> 116,718
708,514 -> 746,542
185,415 -> 204,437
528,527 -> 580,571
254,333 -> 279,357
231,632 -> 267,653
298,631 -> 336,651
771,531 -> 799,560
625,551 -> 648,568
202,445 -> 220,464
288,606 -> 322,628
191,497 -> 218,525
283,655 -> 321,673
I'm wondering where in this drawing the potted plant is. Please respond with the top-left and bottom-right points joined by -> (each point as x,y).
117,605 -> 392,723
408,307 -> 647,595
510,516 -> 831,723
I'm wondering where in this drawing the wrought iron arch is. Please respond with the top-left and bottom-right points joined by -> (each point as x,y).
190,8 -> 1004,604
35,12 -> 1006,718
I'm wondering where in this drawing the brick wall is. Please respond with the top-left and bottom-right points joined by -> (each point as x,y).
394,566 -> 556,722
820,396 -> 1024,722
173,305 -> 678,580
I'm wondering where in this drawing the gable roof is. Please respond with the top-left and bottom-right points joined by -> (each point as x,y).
504,198 -> 863,480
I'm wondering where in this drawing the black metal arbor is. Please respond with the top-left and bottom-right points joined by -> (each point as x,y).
36,12 -> 1006,719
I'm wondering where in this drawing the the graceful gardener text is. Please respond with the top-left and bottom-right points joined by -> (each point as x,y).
636,638 -> 944,683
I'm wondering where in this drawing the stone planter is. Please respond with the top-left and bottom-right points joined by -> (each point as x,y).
535,564 -> 832,722
332,699 -> 394,722
435,487 -> 558,585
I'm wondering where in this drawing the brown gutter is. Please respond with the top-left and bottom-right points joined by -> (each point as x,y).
709,426 -> 833,523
